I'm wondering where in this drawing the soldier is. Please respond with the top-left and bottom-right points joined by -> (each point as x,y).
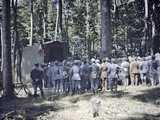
96,59 -> 101,68
139,57 -> 149,85
129,57 -> 140,86
89,59 -> 100,93
108,59 -> 119,92
70,60 -> 81,94
120,58 -> 130,86
42,64 -> 49,88
46,63 -> 52,88
58,61 -> 64,93
80,60 -> 90,92
100,59 -> 108,92
149,55 -> 158,86
31,63 -> 44,97
47,62 -> 56,89
155,53 -> 160,85
62,61 -> 70,94
67,60 -> 73,93
54,61 -> 63,93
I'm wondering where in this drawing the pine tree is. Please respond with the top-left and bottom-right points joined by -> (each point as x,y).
2,0 -> 15,99
100,0 -> 112,58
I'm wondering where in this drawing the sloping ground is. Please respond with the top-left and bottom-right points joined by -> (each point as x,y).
37,86 -> 160,120
1,86 -> 160,120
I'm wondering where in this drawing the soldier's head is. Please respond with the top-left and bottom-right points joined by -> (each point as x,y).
74,60 -> 79,65
54,60 -> 58,65
108,57 -> 112,63
102,58 -> 106,63
122,57 -> 127,62
142,57 -> 146,61
41,63 -> 46,68
96,59 -> 100,64
83,60 -> 87,64
34,63 -> 39,68
128,56 -> 132,62
137,56 -> 142,61
91,58 -> 96,63
152,55 -> 155,60
155,52 -> 160,58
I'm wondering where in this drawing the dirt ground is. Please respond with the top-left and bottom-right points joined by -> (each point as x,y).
1,86 -> 160,120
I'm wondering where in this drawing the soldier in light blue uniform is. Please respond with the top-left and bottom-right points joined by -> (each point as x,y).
47,62 -> 55,88
155,53 -> 160,85
62,61 -> 70,94
80,60 -> 90,92
52,61 -> 63,93
108,59 -> 119,92
89,59 -> 100,93
58,62 -> 64,93
139,57 -> 149,85
149,55 -> 158,86
120,58 -> 130,86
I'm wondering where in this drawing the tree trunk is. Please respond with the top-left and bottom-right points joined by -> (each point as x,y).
59,0 -> 64,41
86,0 -> 91,58
30,0 -> 33,46
12,0 -> 18,83
1,24 -> 3,72
54,2 -> 59,41
43,0 -> 48,40
43,15 -> 47,39
63,0 -> 70,56
152,1 -> 160,54
2,0 -> 15,98
100,0 -> 112,58
142,0 -> 149,56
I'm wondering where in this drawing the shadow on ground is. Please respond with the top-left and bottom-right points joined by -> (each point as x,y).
107,90 -> 130,98
0,95 -> 76,120
67,90 -> 130,104
131,87 -> 160,104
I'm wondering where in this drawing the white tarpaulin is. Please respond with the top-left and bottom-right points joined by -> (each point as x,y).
21,44 -> 44,82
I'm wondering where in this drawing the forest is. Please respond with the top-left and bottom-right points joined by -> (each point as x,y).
0,0 -> 160,119
1,0 -> 160,59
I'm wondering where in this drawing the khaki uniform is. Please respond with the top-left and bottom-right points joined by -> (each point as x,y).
130,60 -> 140,86
100,62 -> 108,91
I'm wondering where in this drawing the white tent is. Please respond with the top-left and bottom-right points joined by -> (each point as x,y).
21,44 -> 44,83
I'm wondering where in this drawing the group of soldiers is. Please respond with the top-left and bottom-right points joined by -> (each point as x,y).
30,53 -> 160,97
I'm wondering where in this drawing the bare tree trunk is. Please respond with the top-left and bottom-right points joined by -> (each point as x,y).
30,0 -> 33,46
54,5 -> 59,41
63,0 -> 70,56
86,0 -> 91,58
100,0 -> 112,58
1,23 -> 3,72
59,0 -> 64,41
151,4 -> 155,55
152,1 -> 160,54
11,0 -> 18,83
2,0 -> 15,98
17,39 -> 22,83
42,0 -> 48,40
142,0 -> 149,56
43,16 -> 47,40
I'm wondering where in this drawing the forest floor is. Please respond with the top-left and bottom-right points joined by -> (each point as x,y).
1,85 -> 160,120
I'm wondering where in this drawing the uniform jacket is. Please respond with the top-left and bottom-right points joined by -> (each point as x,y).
130,61 -> 140,74
100,62 -> 108,79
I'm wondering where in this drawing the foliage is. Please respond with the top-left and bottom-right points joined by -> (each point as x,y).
7,0 -> 159,57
